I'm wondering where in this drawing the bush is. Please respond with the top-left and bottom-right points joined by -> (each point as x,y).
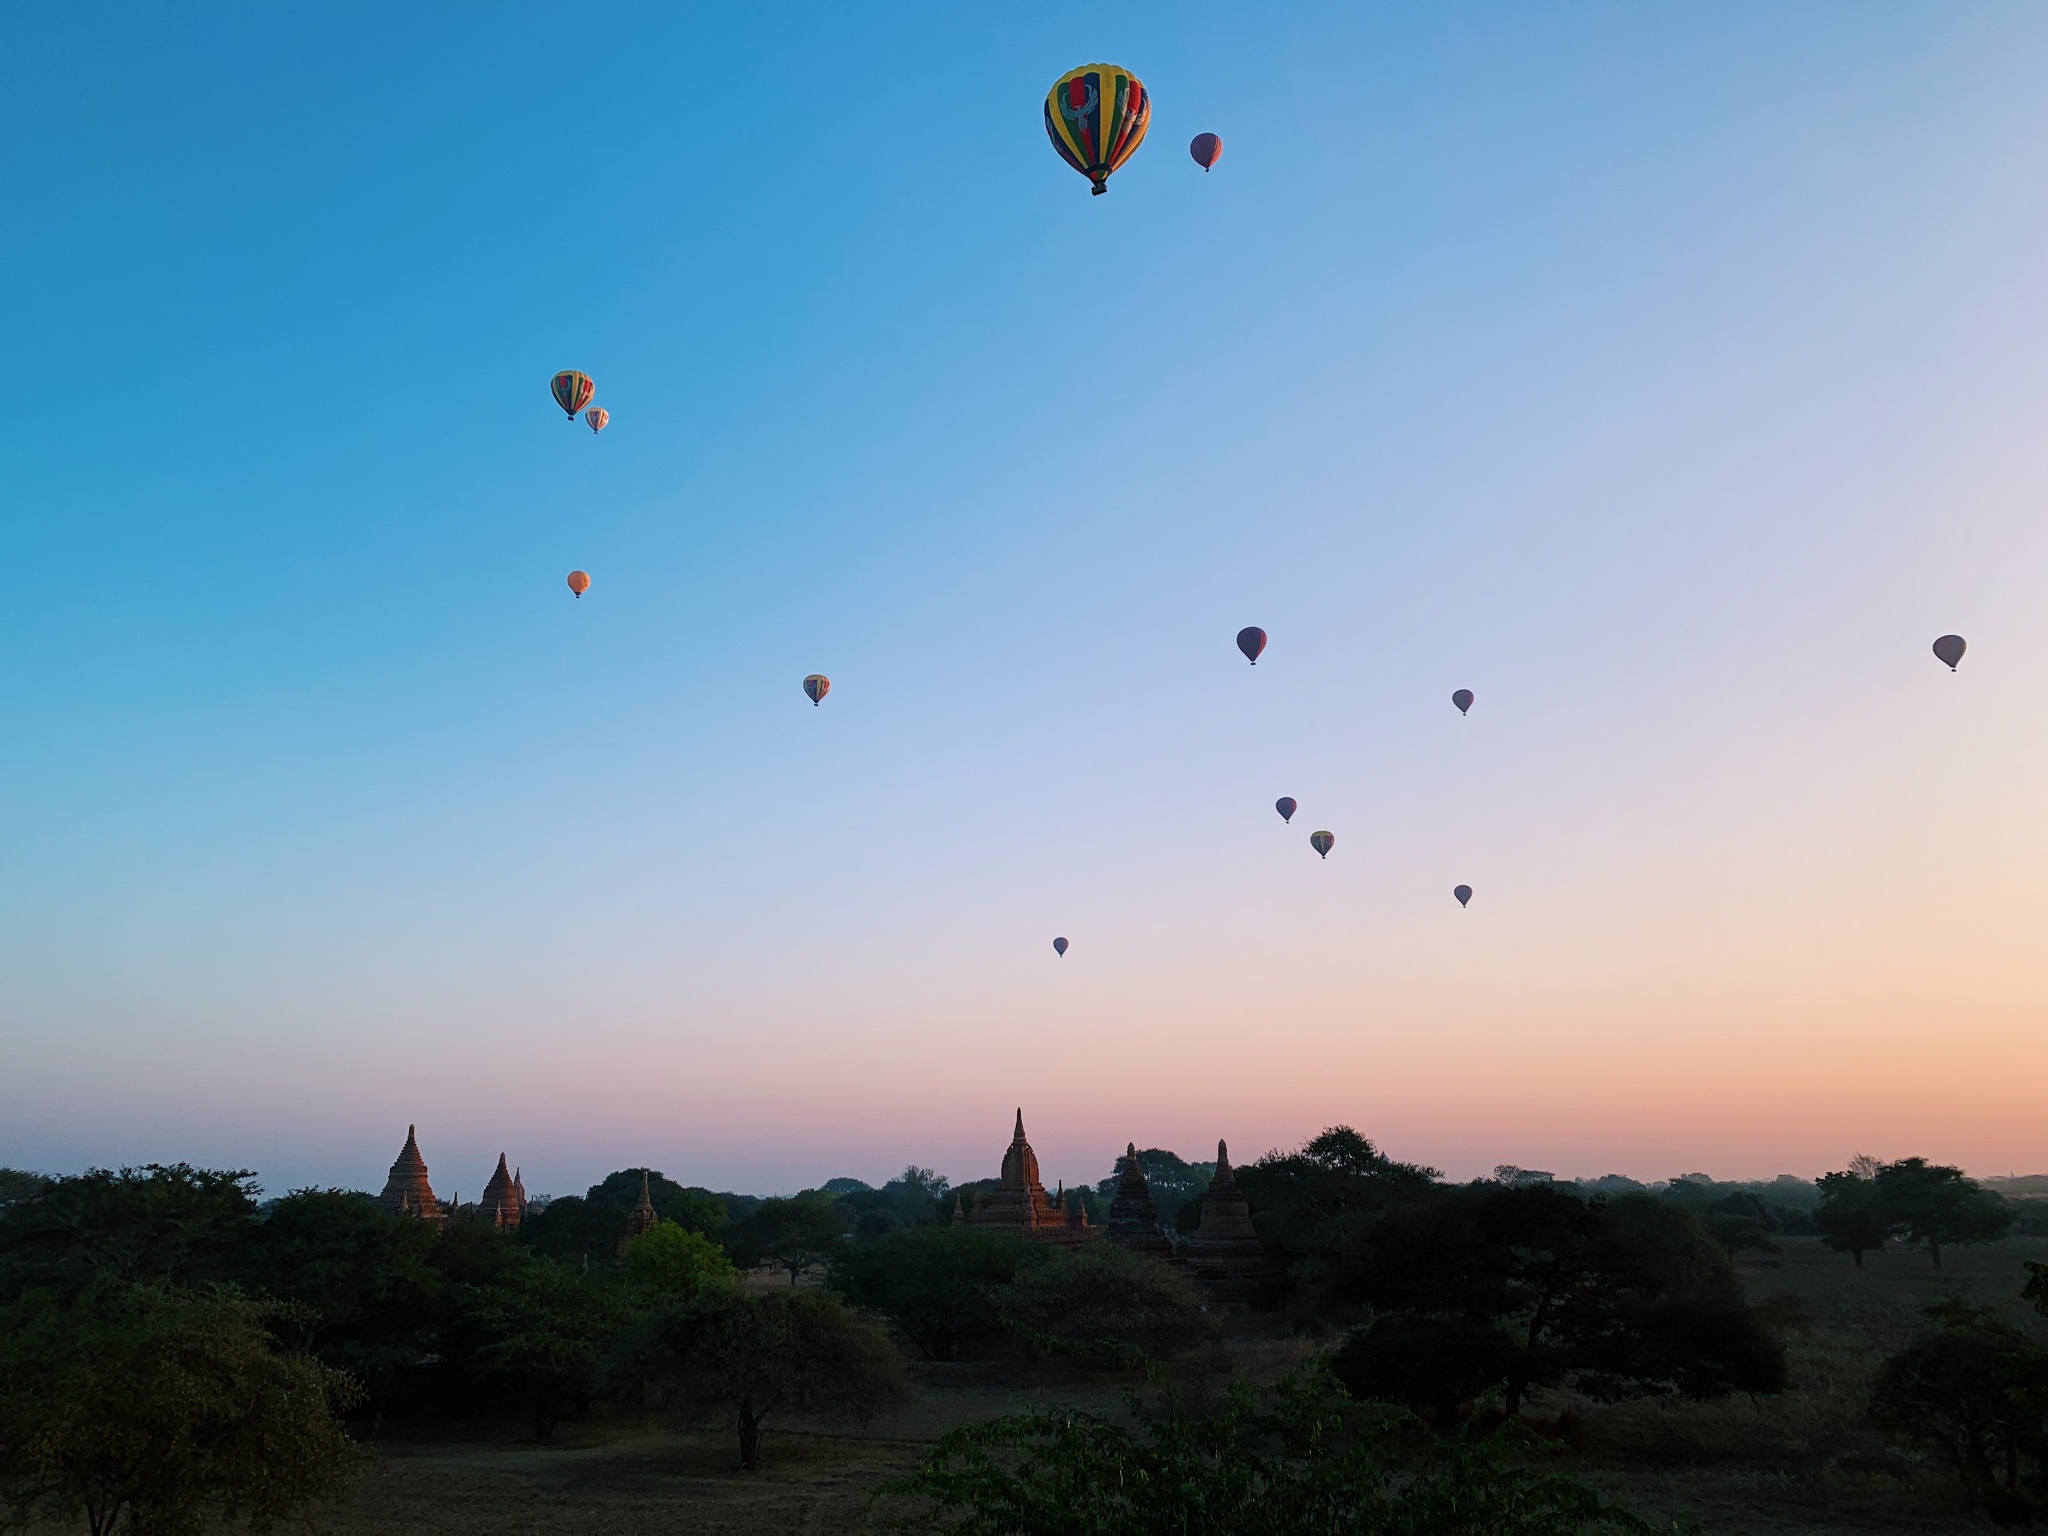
828,1224 -> 1034,1361
1333,1314 -> 1517,1424
624,1219 -> 736,1293
994,1243 -> 1214,1360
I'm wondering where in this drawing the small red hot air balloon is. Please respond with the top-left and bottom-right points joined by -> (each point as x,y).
551,371 -> 594,421
1237,627 -> 1267,665
803,674 -> 830,706
1053,936 -> 1068,957
1932,635 -> 1966,671
1190,132 -> 1222,170
1452,689 -> 1474,715
566,570 -> 590,598
1310,830 -> 1334,859
1275,797 -> 1296,823
585,407 -> 609,434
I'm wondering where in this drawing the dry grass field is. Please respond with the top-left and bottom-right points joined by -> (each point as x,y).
314,1236 -> 2048,1535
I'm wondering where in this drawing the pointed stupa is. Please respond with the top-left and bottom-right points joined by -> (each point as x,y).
376,1125 -> 446,1221
1186,1140 -> 1273,1304
479,1153 -> 525,1230
951,1192 -> 968,1224
616,1168 -> 660,1255
968,1108 -> 1089,1245
1104,1142 -> 1172,1259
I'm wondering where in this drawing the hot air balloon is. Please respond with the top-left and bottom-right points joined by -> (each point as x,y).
1932,635 -> 1966,671
1190,132 -> 1222,170
1053,936 -> 1068,957
1452,689 -> 1474,715
551,371 -> 594,421
1237,627 -> 1267,665
1045,64 -> 1151,196
803,674 -> 830,706
1310,830 -> 1334,859
1454,885 -> 1472,908
566,570 -> 590,598
1275,797 -> 1296,823
585,407 -> 609,434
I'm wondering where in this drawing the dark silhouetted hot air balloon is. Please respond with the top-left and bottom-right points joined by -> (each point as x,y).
803,674 -> 830,706
1045,64 -> 1151,196
1933,635 -> 1966,671
566,570 -> 590,598
1275,797 -> 1296,823
1310,830 -> 1334,859
1454,884 -> 1472,907
585,407 -> 609,434
551,371 -> 594,421
1237,627 -> 1267,665
1190,132 -> 1222,170
1452,689 -> 1474,715
1053,936 -> 1068,957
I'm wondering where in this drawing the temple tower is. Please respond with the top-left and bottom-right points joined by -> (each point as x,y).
1184,1140 -> 1273,1303
965,1110 -> 1092,1245
376,1125 -> 447,1221
1103,1143 -> 1174,1260
616,1169 -> 660,1255
478,1153 -> 526,1230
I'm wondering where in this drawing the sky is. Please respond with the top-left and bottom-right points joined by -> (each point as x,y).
4,5 -> 2047,1202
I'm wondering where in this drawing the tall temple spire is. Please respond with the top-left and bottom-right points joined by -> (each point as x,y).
970,1108 -> 1090,1246
1104,1141 -> 1171,1259
617,1168 -> 660,1255
376,1124 -> 445,1221
1187,1136 -> 1271,1304
480,1152 -> 525,1230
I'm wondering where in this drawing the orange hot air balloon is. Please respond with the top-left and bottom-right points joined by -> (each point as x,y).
567,570 -> 590,598
585,407 -> 609,434
1190,132 -> 1222,170
551,371 -> 594,421
803,674 -> 830,706
1310,830 -> 1334,859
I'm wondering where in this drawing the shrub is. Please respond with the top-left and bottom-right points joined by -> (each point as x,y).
994,1242 -> 1214,1360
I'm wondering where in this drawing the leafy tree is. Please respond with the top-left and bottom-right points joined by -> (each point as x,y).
1332,1314 -> 1518,1426
1096,1149 -> 1215,1232
828,1223 -> 1033,1360
724,1193 -> 852,1284
994,1242 -> 1213,1360
1698,1192 -> 1779,1260
623,1286 -> 908,1469
1869,1303 -> 2048,1522
624,1219 -> 736,1293
1235,1127 -> 1440,1301
521,1169 -> 735,1262
1815,1171 -> 1890,1267
0,1164 -> 260,1301
890,1363 -> 1646,1536
0,1170 -> 50,1210
0,1281 -> 359,1536
1873,1158 -> 2014,1269
837,1167 -> 954,1240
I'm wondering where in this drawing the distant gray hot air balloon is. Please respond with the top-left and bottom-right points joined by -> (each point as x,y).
1310,830 -> 1334,859
1454,884 -> 1472,907
1275,797 -> 1296,823
1053,936 -> 1068,957
1237,626 -> 1267,665
1452,689 -> 1474,715
1932,635 -> 1966,671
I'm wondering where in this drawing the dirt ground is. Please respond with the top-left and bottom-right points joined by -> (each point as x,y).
313,1236 -> 2048,1535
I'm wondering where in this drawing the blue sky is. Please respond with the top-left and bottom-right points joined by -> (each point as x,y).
5,6 -> 2047,1199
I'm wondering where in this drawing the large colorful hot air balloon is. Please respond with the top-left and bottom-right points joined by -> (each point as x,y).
566,570 -> 590,598
1454,884 -> 1472,908
1452,689 -> 1474,715
1275,797 -> 1296,824
1310,830 -> 1334,859
1045,64 -> 1151,196
1190,132 -> 1222,170
1932,635 -> 1966,671
1237,627 -> 1267,665
1053,936 -> 1068,957
585,407 -> 609,434
803,674 -> 830,706
551,371 -> 594,421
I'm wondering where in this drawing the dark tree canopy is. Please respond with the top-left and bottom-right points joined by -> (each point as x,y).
827,1223 -> 1033,1361
0,1165 -> 261,1302
1873,1159 -> 2014,1269
1236,1126 -> 1440,1300
1815,1171 -> 1890,1267
723,1194 -> 853,1284
995,1243 -> 1213,1361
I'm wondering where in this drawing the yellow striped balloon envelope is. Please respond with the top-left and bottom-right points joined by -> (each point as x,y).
551,370 -> 594,421
1044,64 -> 1151,196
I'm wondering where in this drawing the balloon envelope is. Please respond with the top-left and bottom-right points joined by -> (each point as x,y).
1053,936 -> 1068,957
1310,830 -> 1334,859
1045,64 -> 1151,195
1190,132 -> 1222,169
585,407 -> 609,433
1932,634 -> 1966,670
1454,884 -> 1472,907
1237,626 -> 1267,664
1275,797 -> 1296,823
551,370 -> 594,420
1452,688 -> 1474,715
803,674 -> 830,706
566,570 -> 590,598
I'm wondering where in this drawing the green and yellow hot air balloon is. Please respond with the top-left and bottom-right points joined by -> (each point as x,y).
1044,63 -> 1151,196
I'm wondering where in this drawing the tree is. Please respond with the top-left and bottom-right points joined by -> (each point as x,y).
624,1219 -> 736,1293
724,1193 -> 852,1284
890,1364 -> 1646,1536
0,1281 -> 359,1536
994,1243 -> 1213,1360
1815,1171 -> 1890,1267
520,1169 -> 735,1262
1235,1127 -> 1439,1301
836,1167 -> 954,1240
0,1164 -> 260,1301
827,1224 -> 1033,1361
1873,1159 -> 2014,1269
625,1286 -> 908,1469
